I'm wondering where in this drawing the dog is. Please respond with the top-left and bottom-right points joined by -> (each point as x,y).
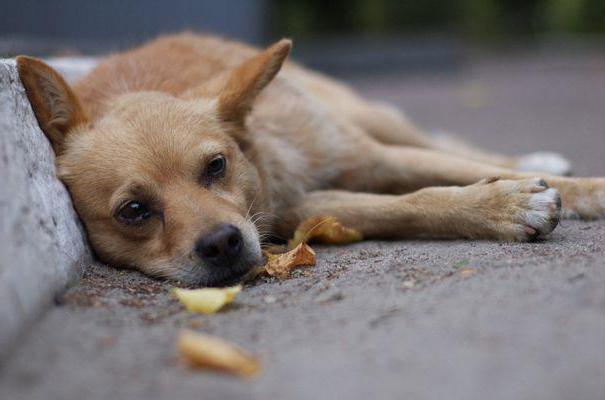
16,33 -> 605,286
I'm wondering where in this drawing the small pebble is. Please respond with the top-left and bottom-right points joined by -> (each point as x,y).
401,279 -> 416,288
263,295 -> 277,304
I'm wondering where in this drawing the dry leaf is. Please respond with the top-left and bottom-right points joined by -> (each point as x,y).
247,216 -> 357,282
289,216 -> 362,249
173,285 -> 241,314
177,330 -> 260,377
262,243 -> 288,253
264,243 -> 316,279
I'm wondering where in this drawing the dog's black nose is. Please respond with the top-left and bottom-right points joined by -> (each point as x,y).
195,224 -> 244,267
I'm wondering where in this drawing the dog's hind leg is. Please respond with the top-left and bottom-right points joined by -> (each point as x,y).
277,182 -> 561,241
345,101 -> 436,149
347,101 -> 572,176
294,70 -> 571,175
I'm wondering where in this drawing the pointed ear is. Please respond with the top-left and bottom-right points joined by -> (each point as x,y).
16,56 -> 88,154
218,39 -> 291,125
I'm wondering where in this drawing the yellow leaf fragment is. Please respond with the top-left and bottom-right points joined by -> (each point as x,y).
458,267 -> 476,278
264,243 -> 316,279
177,330 -> 261,377
173,285 -> 241,314
289,216 -> 363,249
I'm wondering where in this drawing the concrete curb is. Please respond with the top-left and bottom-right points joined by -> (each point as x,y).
0,59 -> 93,360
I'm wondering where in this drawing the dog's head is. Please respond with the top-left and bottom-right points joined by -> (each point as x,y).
16,40 -> 291,286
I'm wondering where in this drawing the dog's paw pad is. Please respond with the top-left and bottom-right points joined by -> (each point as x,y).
516,152 -> 572,176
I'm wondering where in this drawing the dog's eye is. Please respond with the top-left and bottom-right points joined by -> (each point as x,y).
205,155 -> 226,180
116,201 -> 153,224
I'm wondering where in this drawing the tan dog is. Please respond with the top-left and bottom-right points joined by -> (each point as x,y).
16,33 -> 605,286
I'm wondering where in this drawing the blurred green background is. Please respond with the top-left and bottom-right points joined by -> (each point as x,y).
1,0 -> 602,73
273,0 -> 605,38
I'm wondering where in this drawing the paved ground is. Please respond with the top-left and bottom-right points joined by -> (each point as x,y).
1,49 -> 604,400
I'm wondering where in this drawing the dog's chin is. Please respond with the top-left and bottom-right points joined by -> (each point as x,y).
172,256 -> 263,287
201,266 -> 254,287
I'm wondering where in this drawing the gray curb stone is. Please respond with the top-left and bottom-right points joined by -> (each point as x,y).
0,59 -> 94,360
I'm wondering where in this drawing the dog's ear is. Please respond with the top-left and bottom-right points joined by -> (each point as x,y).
16,56 -> 88,154
217,39 -> 291,126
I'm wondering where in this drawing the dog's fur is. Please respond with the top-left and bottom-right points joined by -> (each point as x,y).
16,33 -> 605,286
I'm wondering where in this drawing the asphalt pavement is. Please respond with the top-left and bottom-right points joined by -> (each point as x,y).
1,48 -> 604,400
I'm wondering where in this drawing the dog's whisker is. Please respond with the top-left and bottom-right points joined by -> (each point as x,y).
245,192 -> 259,221
250,211 -> 276,225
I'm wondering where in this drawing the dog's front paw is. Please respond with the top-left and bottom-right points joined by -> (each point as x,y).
471,178 -> 561,241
